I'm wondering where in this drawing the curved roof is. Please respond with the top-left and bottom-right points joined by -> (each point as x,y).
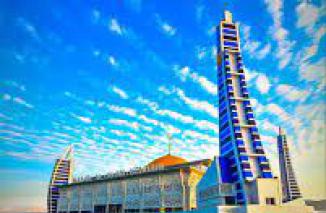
147,154 -> 188,168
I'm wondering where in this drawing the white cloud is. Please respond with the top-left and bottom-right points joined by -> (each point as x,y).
137,93 -> 218,134
111,86 -> 128,99
265,0 -> 295,69
182,130 -> 217,144
157,109 -> 194,124
162,23 -> 176,36
158,86 -> 172,95
297,25 -> 326,63
108,119 -> 139,130
298,57 -> 326,90
256,43 -> 271,59
108,55 -> 117,66
92,9 -> 101,23
107,105 -> 137,117
276,84 -> 309,102
261,119 -> 279,135
136,96 -> 159,110
296,1 -> 320,34
194,120 -> 218,134
196,46 -> 207,60
244,67 -> 259,82
266,103 -> 290,122
17,17 -> 40,41
2,94 -> 11,101
255,73 -> 271,94
174,65 -> 217,95
175,88 -> 217,118
243,40 -> 260,55
109,18 -> 123,35
241,24 -> 271,59
139,114 -> 159,126
110,129 -> 137,140
72,114 -> 92,124
13,97 -> 34,109
160,123 -> 181,134
156,15 -> 176,36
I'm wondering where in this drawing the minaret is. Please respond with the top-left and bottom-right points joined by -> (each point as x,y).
217,10 -> 273,204
47,145 -> 74,213
277,127 -> 302,202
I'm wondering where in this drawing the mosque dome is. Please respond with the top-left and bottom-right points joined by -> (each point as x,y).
147,154 -> 188,168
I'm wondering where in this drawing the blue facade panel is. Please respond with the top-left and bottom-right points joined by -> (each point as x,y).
220,157 -> 234,183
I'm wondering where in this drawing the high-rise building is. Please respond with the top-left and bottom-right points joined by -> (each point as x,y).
217,10 -> 273,204
277,127 -> 302,202
47,145 -> 73,213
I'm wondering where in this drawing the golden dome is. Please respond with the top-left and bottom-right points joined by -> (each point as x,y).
147,154 -> 188,168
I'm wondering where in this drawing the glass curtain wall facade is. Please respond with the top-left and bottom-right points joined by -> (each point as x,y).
217,11 -> 273,205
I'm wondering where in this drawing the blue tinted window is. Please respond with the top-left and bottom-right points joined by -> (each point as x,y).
262,172 -> 273,178
243,171 -> 253,178
224,41 -> 238,47
239,155 -> 249,161
223,28 -> 236,35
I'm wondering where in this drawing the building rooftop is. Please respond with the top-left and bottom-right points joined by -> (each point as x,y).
60,158 -> 211,187
147,154 -> 188,168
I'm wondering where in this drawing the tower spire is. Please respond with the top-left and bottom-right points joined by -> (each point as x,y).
61,144 -> 74,160
279,126 -> 284,136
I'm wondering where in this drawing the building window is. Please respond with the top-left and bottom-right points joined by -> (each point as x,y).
225,196 -> 236,204
266,197 -> 276,205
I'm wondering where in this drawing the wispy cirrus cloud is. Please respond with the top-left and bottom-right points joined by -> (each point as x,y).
111,86 -> 128,99
71,113 -> 92,124
109,18 -> 123,35
276,84 -> 310,102
173,65 -> 217,95
155,14 -> 176,36
160,86 -> 217,118
264,0 -> 295,69
241,24 -> 271,60
107,55 -> 118,67
108,118 -> 139,131
107,105 -> 137,117
296,1 -> 324,34
13,97 -> 34,109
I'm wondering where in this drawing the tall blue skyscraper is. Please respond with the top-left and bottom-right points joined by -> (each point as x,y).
47,145 -> 73,213
277,127 -> 302,202
217,11 -> 273,205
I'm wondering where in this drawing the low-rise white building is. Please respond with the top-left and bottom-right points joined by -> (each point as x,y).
57,154 -> 211,213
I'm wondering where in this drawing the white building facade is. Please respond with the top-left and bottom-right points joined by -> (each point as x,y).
57,157 -> 210,213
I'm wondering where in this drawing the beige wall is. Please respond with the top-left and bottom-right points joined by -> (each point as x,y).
57,168 -> 205,212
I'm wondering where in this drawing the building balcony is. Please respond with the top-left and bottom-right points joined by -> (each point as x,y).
259,164 -> 271,171
223,35 -> 237,41
239,155 -> 249,162
223,28 -> 237,35
223,23 -> 236,29
232,118 -> 239,125
237,146 -> 246,154
257,156 -> 268,163
253,140 -> 262,147
242,171 -> 254,179
262,171 -> 273,178
241,162 -> 251,170
247,120 -> 256,125
255,149 -> 265,155
224,41 -> 238,48
236,139 -> 245,147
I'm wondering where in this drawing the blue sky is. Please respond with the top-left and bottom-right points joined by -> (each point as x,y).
0,0 -> 325,211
